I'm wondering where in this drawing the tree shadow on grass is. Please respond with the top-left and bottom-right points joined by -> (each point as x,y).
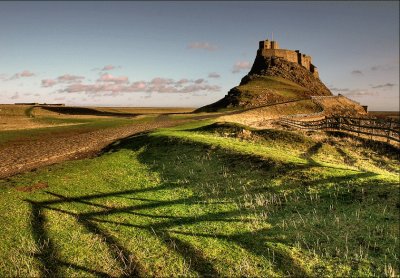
24,130 -> 385,277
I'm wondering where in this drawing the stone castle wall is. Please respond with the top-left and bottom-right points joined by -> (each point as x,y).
298,53 -> 312,71
259,49 -> 298,64
258,40 -> 319,78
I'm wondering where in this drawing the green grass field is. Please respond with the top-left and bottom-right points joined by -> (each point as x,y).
0,120 -> 398,277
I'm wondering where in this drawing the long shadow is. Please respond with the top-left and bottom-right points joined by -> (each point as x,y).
300,142 -> 322,166
168,229 -> 309,277
39,106 -> 138,118
55,259 -> 110,277
28,200 -> 60,277
158,231 -> 220,277
27,186 -> 232,277
32,202 -> 147,277
335,146 -> 357,166
24,127 -> 388,276
39,183 -> 181,206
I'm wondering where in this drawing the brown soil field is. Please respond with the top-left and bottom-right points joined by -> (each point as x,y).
0,116 -> 189,179
0,105 -> 211,179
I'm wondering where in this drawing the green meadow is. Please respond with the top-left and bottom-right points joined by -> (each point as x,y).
0,120 -> 398,277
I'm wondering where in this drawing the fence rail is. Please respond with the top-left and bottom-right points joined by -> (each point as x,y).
278,116 -> 400,144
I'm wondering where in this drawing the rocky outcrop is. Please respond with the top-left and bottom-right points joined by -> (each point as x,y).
196,53 -> 332,113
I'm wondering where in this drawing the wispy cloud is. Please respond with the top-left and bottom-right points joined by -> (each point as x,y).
187,42 -> 218,51
370,83 -> 396,89
370,64 -> 396,71
328,87 -> 350,92
41,74 -> 85,87
101,65 -> 117,71
351,70 -> 363,76
232,61 -> 252,73
11,92 -> 20,99
208,72 -> 220,78
92,65 -> 121,72
97,73 -> 129,84
61,77 -> 220,94
342,89 -> 377,97
41,79 -> 58,87
57,74 -> 85,82
9,70 -> 35,80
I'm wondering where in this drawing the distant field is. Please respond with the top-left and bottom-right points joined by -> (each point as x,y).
0,105 -> 195,132
369,111 -> 400,120
0,120 -> 398,277
94,107 -> 195,114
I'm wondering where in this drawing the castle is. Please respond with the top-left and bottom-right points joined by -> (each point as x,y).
257,39 -> 319,78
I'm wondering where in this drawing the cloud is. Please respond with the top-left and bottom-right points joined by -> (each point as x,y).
351,70 -> 363,76
176,78 -> 190,85
57,74 -> 84,82
41,74 -> 85,87
9,70 -> 35,80
101,65 -> 116,71
41,79 -> 58,87
61,77 -> 221,95
370,64 -> 396,71
328,87 -> 350,92
208,72 -> 220,78
97,73 -> 129,84
187,42 -> 218,51
370,83 -> 396,89
11,92 -> 19,99
92,65 -> 121,72
342,89 -> 377,97
232,61 -> 252,73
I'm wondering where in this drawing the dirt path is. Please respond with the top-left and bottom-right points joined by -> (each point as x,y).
0,117 -> 189,179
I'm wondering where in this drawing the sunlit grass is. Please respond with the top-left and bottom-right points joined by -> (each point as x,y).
0,120 -> 398,277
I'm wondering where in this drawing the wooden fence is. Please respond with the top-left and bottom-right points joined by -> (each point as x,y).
279,116 -> 400,144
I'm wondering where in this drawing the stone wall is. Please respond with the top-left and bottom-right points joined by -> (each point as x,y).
260,49 -> 298,63
299,54 -> 312,71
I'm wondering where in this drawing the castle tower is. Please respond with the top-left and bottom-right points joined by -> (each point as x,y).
258,39 -> 279,50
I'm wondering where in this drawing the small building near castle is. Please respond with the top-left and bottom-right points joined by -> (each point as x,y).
258,39 -> 319,78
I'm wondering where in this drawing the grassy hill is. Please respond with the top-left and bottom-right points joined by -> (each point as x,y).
0,120 -> 398,277
197,76 -> 314,113
233,76 -> 311,104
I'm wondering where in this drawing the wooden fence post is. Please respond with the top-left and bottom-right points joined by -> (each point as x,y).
387,119 -> 393,143
325,116 -> 329,130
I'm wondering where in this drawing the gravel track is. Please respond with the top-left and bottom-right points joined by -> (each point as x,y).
0,117 -> 187,179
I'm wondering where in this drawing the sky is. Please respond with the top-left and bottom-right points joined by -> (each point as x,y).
0,1 -> 399,110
